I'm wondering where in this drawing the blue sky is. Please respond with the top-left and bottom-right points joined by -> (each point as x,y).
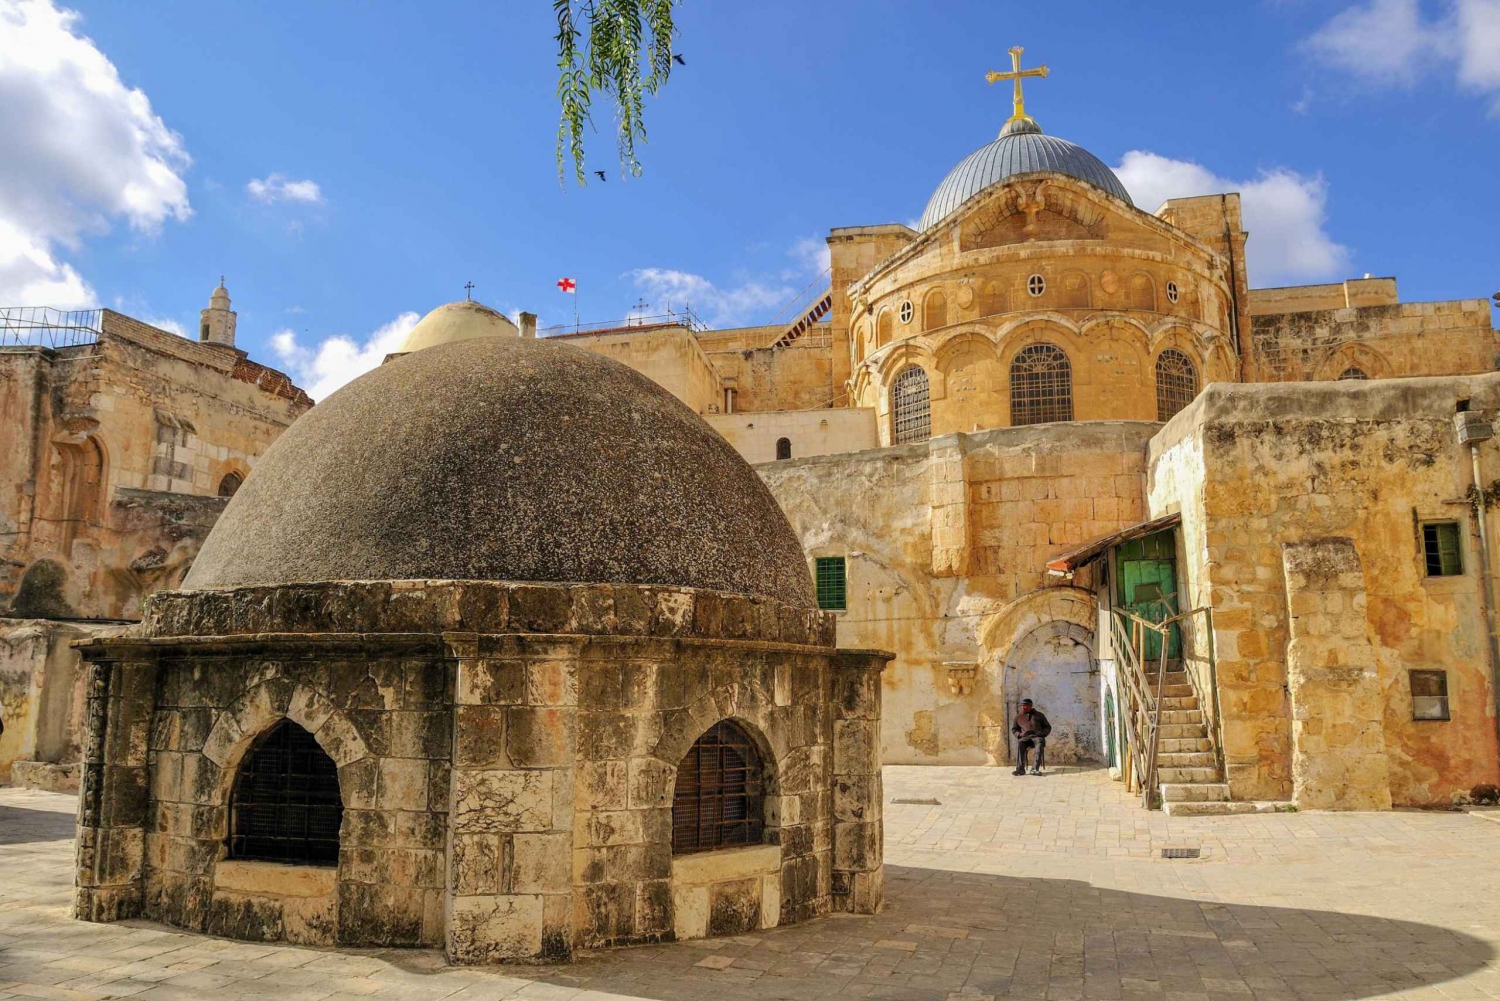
3,0 -> 1499,398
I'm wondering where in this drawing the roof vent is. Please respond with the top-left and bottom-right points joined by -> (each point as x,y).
1455,411 -> 1493,445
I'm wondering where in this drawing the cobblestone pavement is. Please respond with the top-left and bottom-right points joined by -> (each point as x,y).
5,766 -> 1500,1001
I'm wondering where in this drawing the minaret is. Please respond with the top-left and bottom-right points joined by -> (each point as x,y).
200,276 -> 237,347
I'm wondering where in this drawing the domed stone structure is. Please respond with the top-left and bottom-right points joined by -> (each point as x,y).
73,322 -> 889,965
396,299 -> 518,354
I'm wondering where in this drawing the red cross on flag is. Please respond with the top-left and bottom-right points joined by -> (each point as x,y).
556,277 -> 576,293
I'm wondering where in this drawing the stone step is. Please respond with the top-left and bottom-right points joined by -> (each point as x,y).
1156,766 -> 1221,784
1159,709 -> 1203,726
1156,723 -> 1206,740
1159,696 -> 1199,711
1151,684 -> 1195,699
1162,800 -> 1295,817
1158,736 -> 1214,753
1160,782 -> 1231,803
1157,751 -> 1217,768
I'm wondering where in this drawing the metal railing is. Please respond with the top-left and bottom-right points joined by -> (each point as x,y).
539,305 -> 707,338
0,306 -> 102,348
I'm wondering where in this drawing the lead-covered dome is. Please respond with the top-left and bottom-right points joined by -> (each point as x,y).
184,335 -> 816,607
918,120 -> 1131,231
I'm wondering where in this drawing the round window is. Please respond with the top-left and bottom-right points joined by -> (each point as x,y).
1027,274 -> 1046,297
1166,281 -> 1179,304
899,300 -> 914,324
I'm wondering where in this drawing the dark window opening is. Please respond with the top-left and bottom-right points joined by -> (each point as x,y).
1410,670 -> 1450,721
672,719 -> 765,855
1010,342 -> 1073,426
1338,367 -> 1369,381
229,719 -> 343,865
1422,522 -> 1463,577
775,437 -> 792,461
218,471 -> 244,497
815,556 -> 847,611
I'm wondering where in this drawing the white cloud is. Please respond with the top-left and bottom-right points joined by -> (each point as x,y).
140,315 -> 184,336
270,311 -> 420,401
1114,151 -> 1351,286
1304,0 -> 1500,113
0,0 -> 191,306
247,173 -> 324,205
629,268 -> 793,328
787,236 -> 831,277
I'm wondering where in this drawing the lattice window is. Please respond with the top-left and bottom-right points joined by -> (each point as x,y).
1026,274 -> 1046,297
1155,349 -> 1199,421
672,720 -> 765,855
1338,367 -> 1369,381
890,366 -> 931,444
775,437 -> 791,461
899,300 -> 913,324
1166,281 -> 1179,303
815,556 -> 847,610
1009,343 -> 1073,425
1422,522 -> 1463,577
229,719 -> 343,866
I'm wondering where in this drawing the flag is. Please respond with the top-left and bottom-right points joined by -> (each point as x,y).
556,277 -> 576,293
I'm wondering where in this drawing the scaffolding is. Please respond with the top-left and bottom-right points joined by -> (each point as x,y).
0,306 -> 102,349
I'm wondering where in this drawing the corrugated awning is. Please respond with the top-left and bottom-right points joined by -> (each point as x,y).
1045,512 -> 1181,575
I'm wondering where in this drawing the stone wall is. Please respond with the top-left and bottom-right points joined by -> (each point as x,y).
700,325 -> 839,414
1148,376 -> 1500,805
550,325 -> 722,415
706,408 -> 878,464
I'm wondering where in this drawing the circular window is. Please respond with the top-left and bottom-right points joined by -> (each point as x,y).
1027,274 -> 1046,297
899,300 -> 913,324
1166,281 -> 1179,304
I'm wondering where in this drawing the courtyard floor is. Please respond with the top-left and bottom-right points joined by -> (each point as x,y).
4,764 -> 1500,1001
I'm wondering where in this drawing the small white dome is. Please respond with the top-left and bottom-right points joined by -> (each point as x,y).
398,300 -> 518,354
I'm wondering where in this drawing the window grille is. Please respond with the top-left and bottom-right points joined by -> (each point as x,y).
1165,281 -> 1179,303
218,471 -> 244,497
1422,522 -> 1463,577
815,556 -> 847,611
672,720 -> 765,855
1010,343 -> 1073,425
1155,349 -> 1199,421
891,366 -> 931,444
1338,367 -> 1369,381
899,300 -> 913,324
775,437 -> 791,461
1410,670 -> 1450,721
229,719 -> 343,866
1026,274 -> 1046,297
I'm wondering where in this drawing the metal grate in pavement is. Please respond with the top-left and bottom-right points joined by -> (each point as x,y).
1161,847 -> 1201,859
891,798 -> 942,806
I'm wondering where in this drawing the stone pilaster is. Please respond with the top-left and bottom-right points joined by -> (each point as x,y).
75,655 -> 158,922
445,634 -> 578,964
830,648 -> 890,914
929,437 -> 971,577
1282,539 -> 1392,810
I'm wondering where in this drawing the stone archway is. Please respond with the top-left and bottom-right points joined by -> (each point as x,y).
1004,621 -> 1099,764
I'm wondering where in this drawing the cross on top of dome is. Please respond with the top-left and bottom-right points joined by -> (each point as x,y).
986,46 -> 1049,138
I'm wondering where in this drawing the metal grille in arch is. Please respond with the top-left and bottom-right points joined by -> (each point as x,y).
891,366 -> 931,444
1155,349 -> 1199,421
1010,343 -> 1073,425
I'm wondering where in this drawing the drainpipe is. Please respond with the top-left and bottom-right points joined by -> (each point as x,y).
1456,410 -> 1500,765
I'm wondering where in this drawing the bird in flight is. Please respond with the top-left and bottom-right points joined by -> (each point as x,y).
673,53 -> 685,66
593,170 -> 607,182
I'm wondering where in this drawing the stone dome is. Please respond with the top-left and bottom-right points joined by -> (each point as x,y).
398,299 -> 518,354
918,121 -> 1132,231
183,335 -> 816,607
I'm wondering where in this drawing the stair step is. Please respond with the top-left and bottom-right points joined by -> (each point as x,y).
1159,709 -> 1203,725
1160,782 -> 1231,803
1156,723 -> 1205,739
1157,751 -> 1216,768
1158,737 -> 1213,753
1151,684 -> 1195,698
1159,696 -> 1199,711
1163,800 -> 1294,817
1157,766 -> 1221,783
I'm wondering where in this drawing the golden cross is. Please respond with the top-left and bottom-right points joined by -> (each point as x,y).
986,46 -> 1048,127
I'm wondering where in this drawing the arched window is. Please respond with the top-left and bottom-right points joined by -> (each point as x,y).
979,281 -> 1006,317
924,290 -> 948,330
51,436 -> 104,555
853,322 -> 867,364
876,310 -> 893,348
890,366 -> 931,444
672,719 -> 765,855
218,471 -> 244,497
1338,367 -> 1369,381
775,437 -> 792,460
1010,343 -> 1073,426
1155,349 -> 1199,421
229,719 -> 343,865
1129,273 -> 1155,311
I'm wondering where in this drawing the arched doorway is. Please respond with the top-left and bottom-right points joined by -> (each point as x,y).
1003,621 -> 1100,764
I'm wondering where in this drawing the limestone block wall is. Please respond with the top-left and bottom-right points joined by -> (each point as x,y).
700,327 -> 838,413
1148,376 -> 1500,805
707,408 -> 877,463
551,325 -> 722,415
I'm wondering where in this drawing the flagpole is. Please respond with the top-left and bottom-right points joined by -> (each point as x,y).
575,283 -> 579,333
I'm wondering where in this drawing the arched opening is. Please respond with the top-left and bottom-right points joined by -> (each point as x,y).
672,719 -> 766,855
1009,343 -> 1073,426
775,437 -> 792,461
50,436 -> 104,554
1004,621 -> 1099,764
229,719 -> 343,865
1060,270 -> 1090,308
853,322 -> 867,364
924,290 -> 948,330
218,471 -> 244,497
1338,367 -> 1369,381
1155,349 -> 1199,421
1128,273 -> 1155,311
876,310 -> 893,348
890,365 -> 931,444
979,281 -> 1006,317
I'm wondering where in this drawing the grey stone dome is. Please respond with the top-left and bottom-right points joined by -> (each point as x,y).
184,335 -> 816,607
918,123 -> 1131,231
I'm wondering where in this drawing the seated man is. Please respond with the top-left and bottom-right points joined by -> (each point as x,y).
1011,698 -> 1052,776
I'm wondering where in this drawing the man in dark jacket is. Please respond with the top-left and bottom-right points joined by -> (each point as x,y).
1011,699 -> 1052,775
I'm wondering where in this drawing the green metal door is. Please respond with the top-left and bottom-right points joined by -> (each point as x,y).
1116,531 -> 1180,661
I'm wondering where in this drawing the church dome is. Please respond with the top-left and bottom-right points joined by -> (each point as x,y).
183,335 -> 816,607
398,299 -> 518,353
918,121 -> 1132,231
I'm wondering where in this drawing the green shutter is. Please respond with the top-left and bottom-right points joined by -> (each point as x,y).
815,557 -> 847,611
1423,523 -> 1463,577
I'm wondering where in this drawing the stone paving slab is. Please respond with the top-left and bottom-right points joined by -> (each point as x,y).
5,768 -> 1500,1001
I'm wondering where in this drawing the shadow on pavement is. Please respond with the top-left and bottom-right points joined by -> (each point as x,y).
0,803 -> 75,846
